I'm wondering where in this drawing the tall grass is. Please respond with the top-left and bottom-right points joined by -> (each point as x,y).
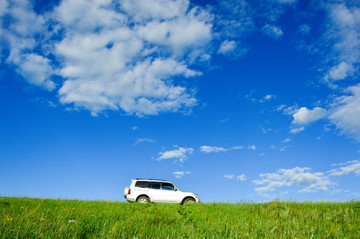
1,197 -> 359,238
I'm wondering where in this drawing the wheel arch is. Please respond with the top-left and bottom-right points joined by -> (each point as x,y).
136,194 -> 151,202
181,196 -> 196,204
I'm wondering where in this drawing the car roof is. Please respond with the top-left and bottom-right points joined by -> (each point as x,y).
134,178 -> 169,182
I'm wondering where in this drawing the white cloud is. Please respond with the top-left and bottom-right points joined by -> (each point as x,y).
157,147 -> 194,162
327,62 -> 355,81
293,3 -> 360,142
245,92 -> 276,104
244,91 -> 255,101
217,40 -> 236,55
281,105 -> 299,115
248,145 -> 256,150
200,145 -> 243,153
224,174 -> 234,179
237,174 -> 247,181
331,160 -> 359,167
219,118 -> 229,123
58,57 -> 198,116
215,0 -> 254,38
329,84 -> 360,140
264,94 -> 275,100
56,0 -> 125,33
173,171 -> 191,178
261,127 -> 272,134
137,7 -> 212,58
200,146 -> 227,153
292,107 -> 327,125
6,0 -> 45,37
3,0 -> 55,90
319,4 -> 360,141
224,174 -> 247,181
270,144 -> 289,152
290,127 -> 305,134
328,160 -> 360,176
261,24 -> 283,40
1,0 -> 213,116
322,3 -> 360,85
282,137 -> 292,143
297,24 -> 310,35
259,94 -> 276,103
0,0 -> 8,17
11,53 -> 56,90
253,167 -> 331,194
120,0 -> 189,22
135,138 -> 155,144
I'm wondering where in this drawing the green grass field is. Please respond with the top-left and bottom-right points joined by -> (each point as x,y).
1,197 -> 359,238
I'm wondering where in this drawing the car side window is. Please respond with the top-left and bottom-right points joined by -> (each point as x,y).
162,183 -> 175,191
150,183 -> 161,189
135,181 -> 150,188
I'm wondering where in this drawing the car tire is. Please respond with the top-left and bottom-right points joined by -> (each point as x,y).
184,198 -> 195,204
137,196 -> 150,204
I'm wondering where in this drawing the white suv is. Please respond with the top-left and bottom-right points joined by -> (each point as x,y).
124,179 -> 200,204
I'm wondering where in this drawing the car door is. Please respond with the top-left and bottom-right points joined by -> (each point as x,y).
160,183 -> 179,203
148,182 -> 163,202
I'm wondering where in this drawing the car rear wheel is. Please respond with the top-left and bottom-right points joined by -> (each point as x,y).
184,198 -> 195,204
137,196 -> 150,204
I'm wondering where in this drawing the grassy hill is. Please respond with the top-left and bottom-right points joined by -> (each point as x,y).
1,197 -> 359,238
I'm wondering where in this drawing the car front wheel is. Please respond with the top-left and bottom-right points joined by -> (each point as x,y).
137,196 -> 150,204
184,198 -> 195,204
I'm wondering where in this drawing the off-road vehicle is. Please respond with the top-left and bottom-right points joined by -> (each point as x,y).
124,178 -> 200,204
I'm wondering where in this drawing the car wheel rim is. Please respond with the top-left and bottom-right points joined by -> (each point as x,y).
139,198 -> 148,203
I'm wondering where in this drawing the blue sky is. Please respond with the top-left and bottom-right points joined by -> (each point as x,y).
1,0 -> 360,202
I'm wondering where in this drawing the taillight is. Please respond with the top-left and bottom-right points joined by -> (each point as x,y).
128,188 -> 131,195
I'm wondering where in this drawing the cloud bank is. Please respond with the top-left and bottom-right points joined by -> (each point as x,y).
328,160 -> 360,176
1,0 -> 213,116
253,167 -> 331,194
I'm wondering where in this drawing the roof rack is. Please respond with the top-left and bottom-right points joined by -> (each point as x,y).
135,178 -> 168,181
